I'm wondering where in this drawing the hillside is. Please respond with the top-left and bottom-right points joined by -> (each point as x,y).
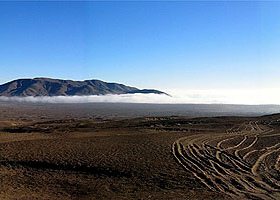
0,78 -> 166,97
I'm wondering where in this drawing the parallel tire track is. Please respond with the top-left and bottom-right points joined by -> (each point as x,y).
172,121 -> 280,199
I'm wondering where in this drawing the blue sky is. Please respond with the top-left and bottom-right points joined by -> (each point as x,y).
0,1 -> 280,93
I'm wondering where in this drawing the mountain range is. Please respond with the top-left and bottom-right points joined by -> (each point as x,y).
0,78 -> 166,97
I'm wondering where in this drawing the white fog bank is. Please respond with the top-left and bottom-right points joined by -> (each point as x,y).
0,89 -> 279,105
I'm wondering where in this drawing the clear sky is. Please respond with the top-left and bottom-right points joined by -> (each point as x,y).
0,1 -> 280,94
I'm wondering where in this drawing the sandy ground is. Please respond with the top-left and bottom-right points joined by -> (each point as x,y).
0,103 -> 279,199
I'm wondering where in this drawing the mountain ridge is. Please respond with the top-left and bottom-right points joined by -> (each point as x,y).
0,78 -> 167,97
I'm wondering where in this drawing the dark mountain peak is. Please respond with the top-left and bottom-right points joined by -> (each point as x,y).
0,78 -> 167,97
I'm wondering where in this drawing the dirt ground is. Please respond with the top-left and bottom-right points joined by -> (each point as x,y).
0,104 -> 279,199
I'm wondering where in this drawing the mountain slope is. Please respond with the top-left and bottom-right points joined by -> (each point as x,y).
0,78 -> 166,97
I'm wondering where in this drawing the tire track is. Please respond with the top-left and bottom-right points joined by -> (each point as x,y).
172,120 -> 280,199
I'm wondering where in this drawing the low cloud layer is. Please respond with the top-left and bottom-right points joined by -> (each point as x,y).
0,94 -> 174,104
0,89 -> 279,105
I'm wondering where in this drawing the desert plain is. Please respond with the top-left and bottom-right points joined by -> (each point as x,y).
0,102 -> 279,200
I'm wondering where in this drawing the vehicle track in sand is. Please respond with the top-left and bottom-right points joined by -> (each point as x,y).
172,121 -> 280,199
